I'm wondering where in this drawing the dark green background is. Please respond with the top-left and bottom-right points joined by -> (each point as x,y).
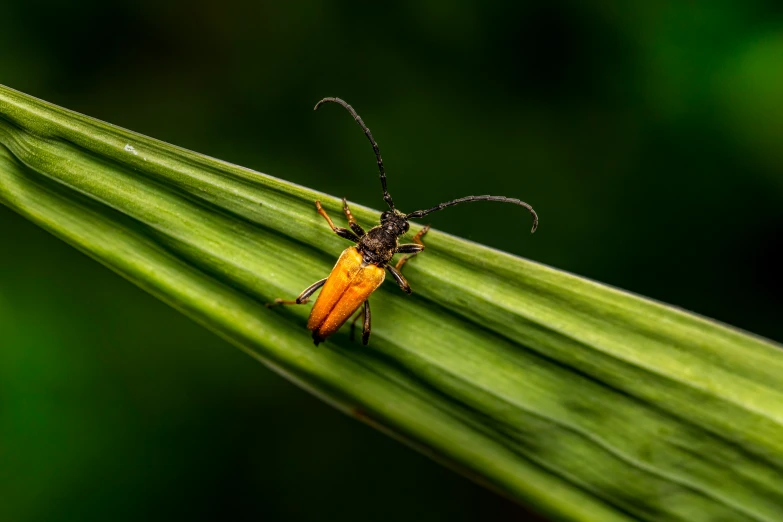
1,2 -> 781,521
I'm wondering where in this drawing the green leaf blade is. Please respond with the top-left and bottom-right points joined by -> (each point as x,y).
2,85 -> 782,522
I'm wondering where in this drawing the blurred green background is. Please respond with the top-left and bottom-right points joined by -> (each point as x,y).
1,2 -> 781,521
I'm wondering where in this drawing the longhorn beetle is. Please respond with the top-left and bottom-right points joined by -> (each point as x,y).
268,97 -> 538,346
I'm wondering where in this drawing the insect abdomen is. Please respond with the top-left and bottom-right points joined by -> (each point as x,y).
307,247 -> 385,343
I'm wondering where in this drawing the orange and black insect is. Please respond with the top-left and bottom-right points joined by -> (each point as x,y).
269,97 -> 538,346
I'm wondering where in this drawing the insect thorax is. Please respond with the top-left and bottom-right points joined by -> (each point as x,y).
358,226 -> 398,266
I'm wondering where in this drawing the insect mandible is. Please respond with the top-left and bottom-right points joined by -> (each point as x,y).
268,97 -> 538,346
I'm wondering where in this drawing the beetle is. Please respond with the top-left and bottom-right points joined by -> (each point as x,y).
268,97 -> 538,346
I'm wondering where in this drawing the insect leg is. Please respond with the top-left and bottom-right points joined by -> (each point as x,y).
348,300 -> 372,344
395,224 -> 430,271
361,300 -> 371,345
342,197 -> 366,237
316,200 -> 360,242
266,278 -> 327,307
386,265 -> 411,294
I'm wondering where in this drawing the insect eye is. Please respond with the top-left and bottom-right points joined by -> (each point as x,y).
380,212 -> 391,221
403,222 -> 410,233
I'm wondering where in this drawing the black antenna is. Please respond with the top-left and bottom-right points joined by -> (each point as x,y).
314,97 -> 394,210
407,195 -> 539,233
